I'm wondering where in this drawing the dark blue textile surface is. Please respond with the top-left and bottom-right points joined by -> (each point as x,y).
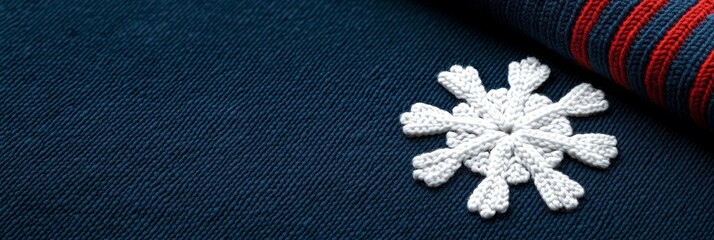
1,0 -> 713,238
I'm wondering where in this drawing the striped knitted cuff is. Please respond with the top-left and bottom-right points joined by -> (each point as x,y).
471,0 -> 714,129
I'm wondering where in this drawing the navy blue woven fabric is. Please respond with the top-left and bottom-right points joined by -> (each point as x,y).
1,0 -> 714,238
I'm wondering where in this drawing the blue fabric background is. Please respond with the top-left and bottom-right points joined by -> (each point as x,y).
1,0 -> 713,238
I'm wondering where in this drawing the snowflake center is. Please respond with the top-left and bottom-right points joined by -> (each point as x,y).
499,122 -> 515,134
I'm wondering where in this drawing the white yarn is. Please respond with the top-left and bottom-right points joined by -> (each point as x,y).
400,57 -> 618,218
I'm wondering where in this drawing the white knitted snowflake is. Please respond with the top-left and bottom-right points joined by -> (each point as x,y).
400,57 -> 617,218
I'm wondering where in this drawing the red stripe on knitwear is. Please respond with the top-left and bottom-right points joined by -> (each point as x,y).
570,0 -> 610,69
688,50 -> 714,126
644,0 -> 714,106
607,0 -> 668,88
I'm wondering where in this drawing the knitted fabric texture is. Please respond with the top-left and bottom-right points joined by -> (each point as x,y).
467,0 -> 714,129
400,57 -> 618,218
4,1 -> 714,237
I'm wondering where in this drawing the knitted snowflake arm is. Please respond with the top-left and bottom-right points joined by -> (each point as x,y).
515,83 -> 609,130
446,132 -> 530,183
517,129 -> 618,168
504,57 -> 551,124
412,131 -> 505,187
437,65 -> 487,105
467,139 -> 513,218
400,103 -> 498,136
447,132 -> 490,176
439,65 -> 508,126
514,142 -> 585,211
507,57 -> 551,95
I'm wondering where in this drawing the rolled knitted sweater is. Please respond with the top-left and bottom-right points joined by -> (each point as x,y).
468,0 -> 714,128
